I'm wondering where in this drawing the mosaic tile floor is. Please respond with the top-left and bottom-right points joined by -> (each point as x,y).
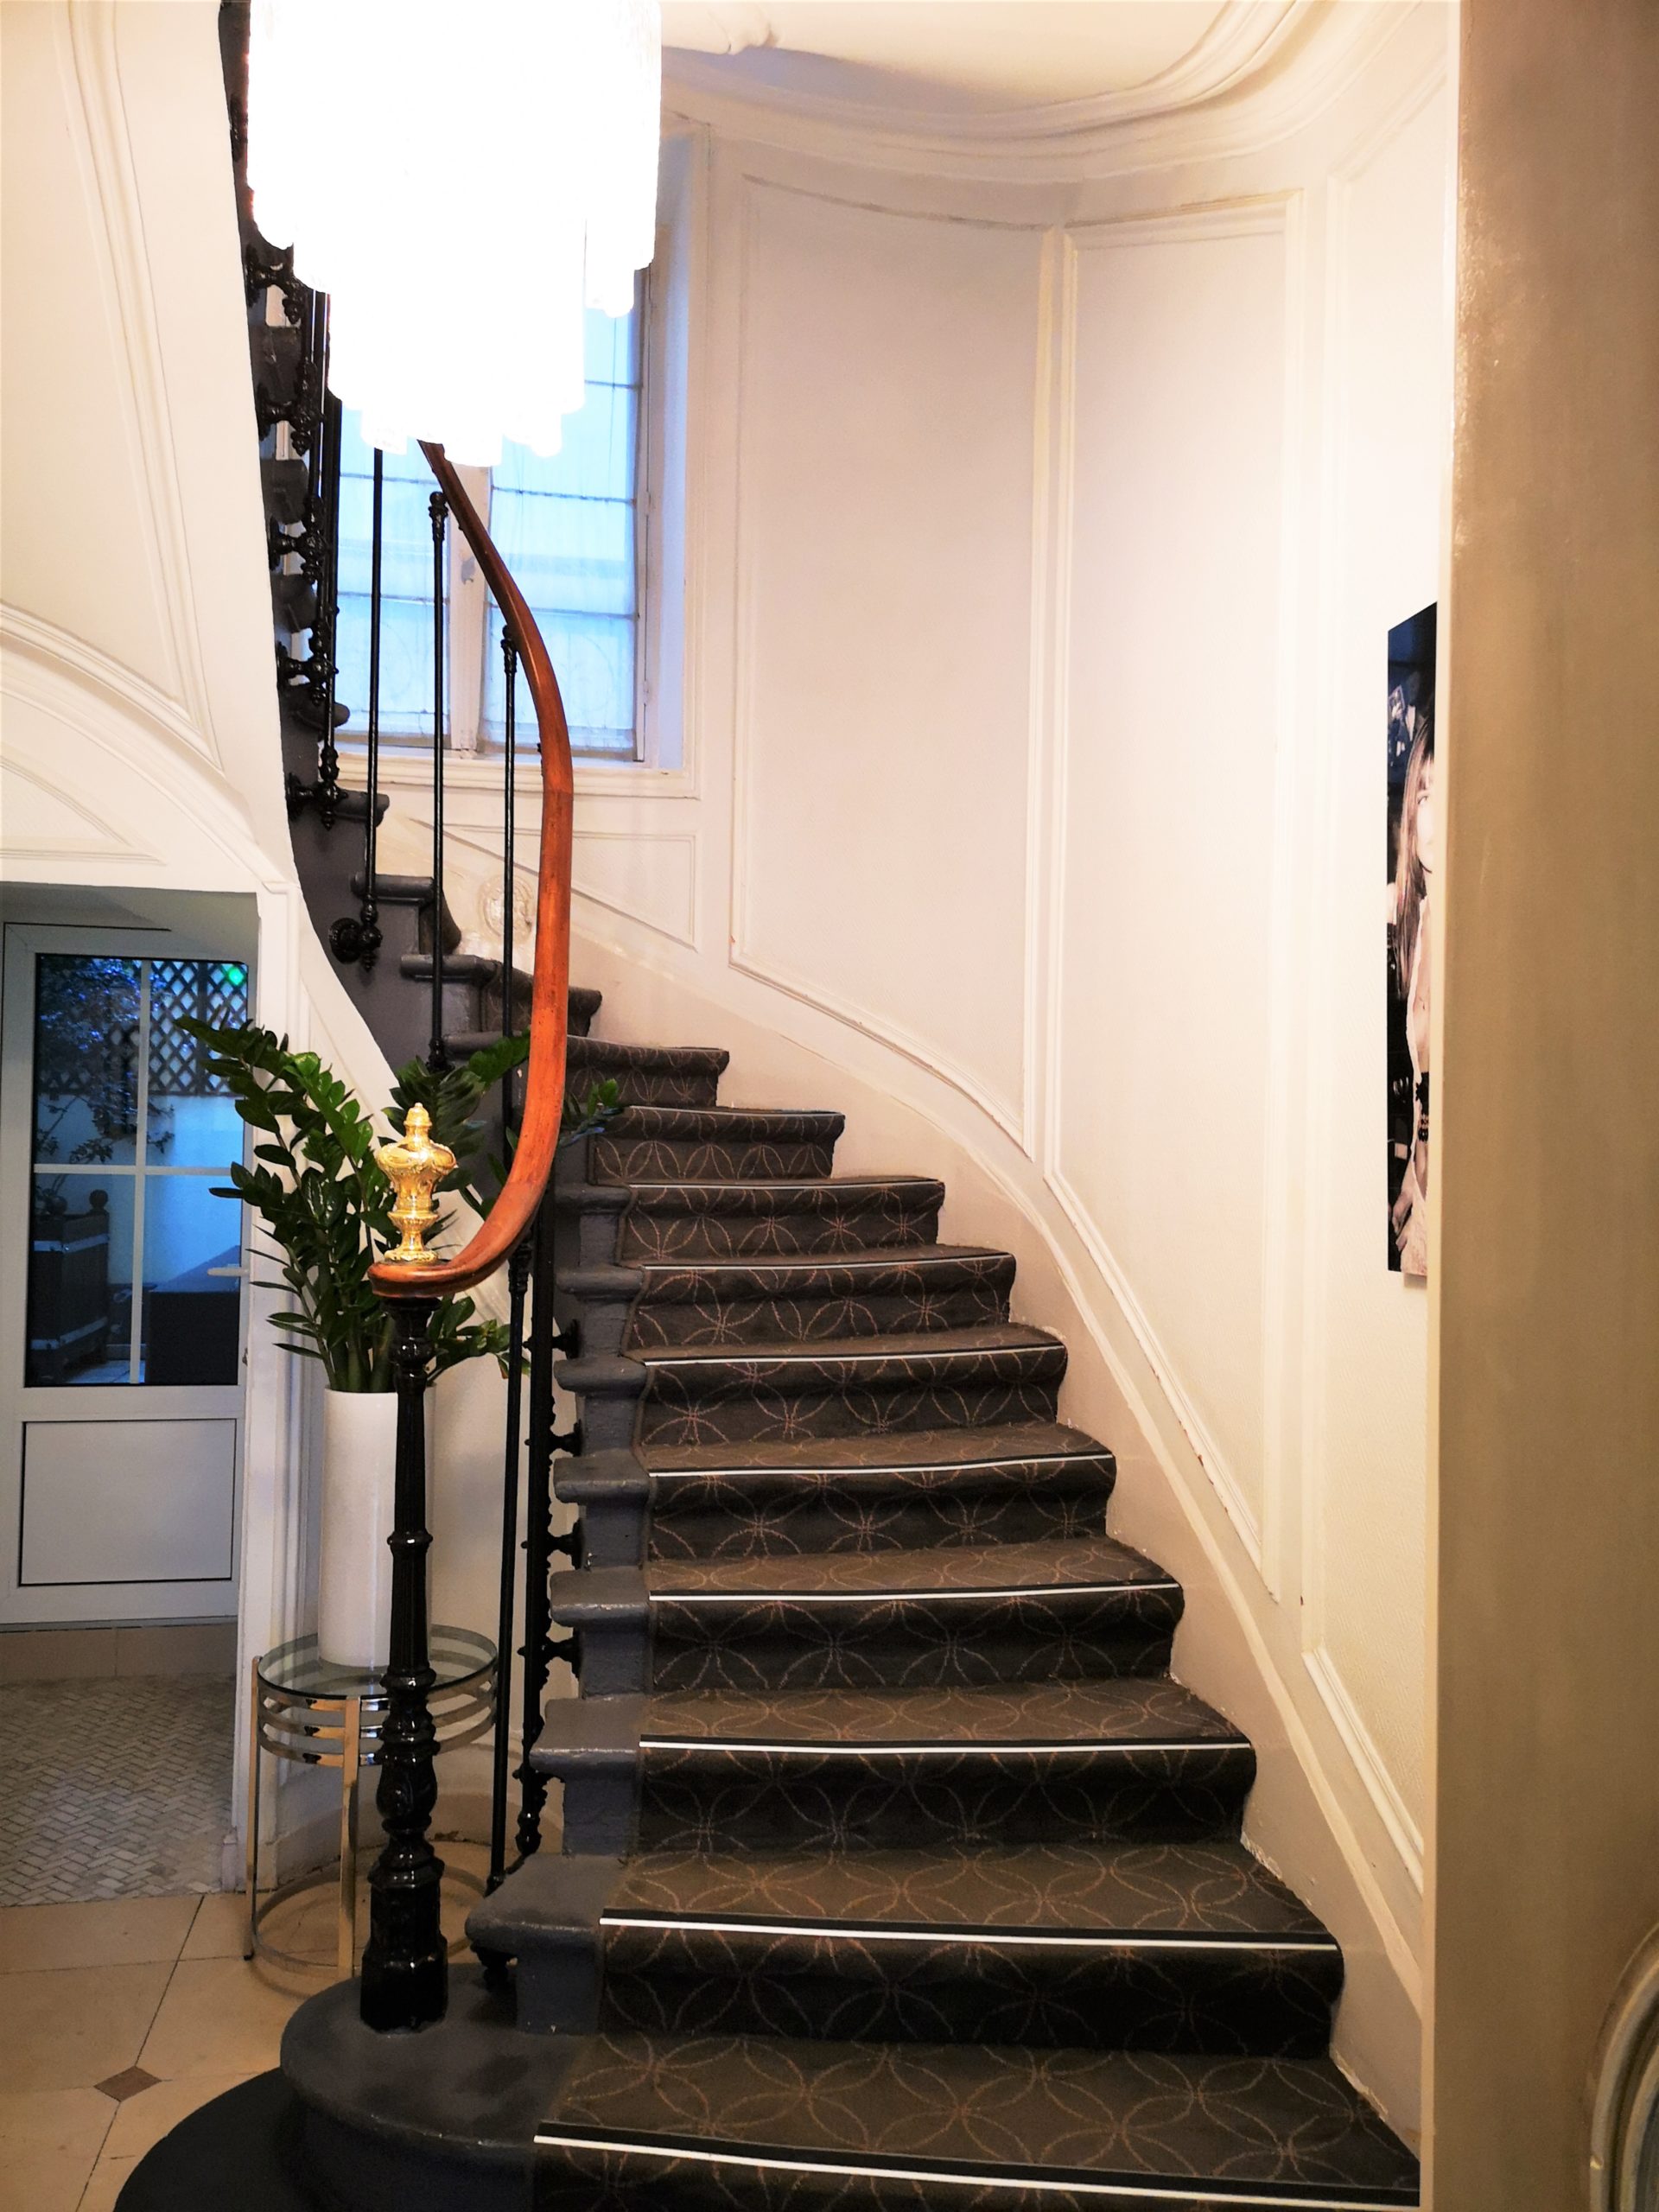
0,1674 -> 235,1906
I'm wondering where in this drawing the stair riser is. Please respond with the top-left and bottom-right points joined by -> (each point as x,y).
595,1138 -> 837,1184
534,2145 -> 1302,2211
646,1589 -> 1180,1692
648,1478 -> 1114,1560
567,1593 -> 1174,1698
597,1926 -> 1338,2057
617,1201 -> 944,1263
626,1280 -> 1012,1350
632,1745 -> 1255,1853
637,1371 -> 1063,1449
569,1054 -> 724,1109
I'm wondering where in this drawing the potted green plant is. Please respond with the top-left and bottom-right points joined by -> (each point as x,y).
182,1016 -> 614,1667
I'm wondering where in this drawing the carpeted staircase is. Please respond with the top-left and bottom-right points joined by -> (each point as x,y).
124,1002 -> 1421,2212
460,1020 -> 1422,2209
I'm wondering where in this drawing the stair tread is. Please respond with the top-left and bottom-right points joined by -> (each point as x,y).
400,950 -> 503,983
642,1676 -> 1246,1750
607,1104 -> 843,1135
638,1321 -> 1064,1374
644,1534 -> 1172,1600
643,1420 -> 1112,1477
348,870 -> 440,902
603,1837 -> 1332,1945
542,2027 -> 1419,2200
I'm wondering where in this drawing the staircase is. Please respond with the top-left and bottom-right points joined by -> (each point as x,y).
120,35 -> 1426,2201
252,1007 -> 1421,2211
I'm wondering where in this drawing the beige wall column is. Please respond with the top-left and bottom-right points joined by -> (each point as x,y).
1431,0 -> 1659,2202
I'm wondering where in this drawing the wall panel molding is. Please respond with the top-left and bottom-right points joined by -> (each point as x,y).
728,171 -> 1037,1146
63,0 -> 218,758
1044,194 -> 1304,1580
574,829 -> 701,950
1294,51 -> 1449,1874
661,2 -> 1420,184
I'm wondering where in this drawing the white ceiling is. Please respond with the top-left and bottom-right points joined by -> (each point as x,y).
660,2 -> 1240,114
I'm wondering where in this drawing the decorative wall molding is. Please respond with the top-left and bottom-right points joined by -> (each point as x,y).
663,2 -> 1423,183
1047,1161 -> 1267,1570
0,620 -> 286,893
574,828 -> 701,951
727,170 -> 1035,1147
61,0 -> 219,764
2,604 -> 215,780
0,754 -> 156,868
667,0 -> 1303,141
1020,226 -> 1068,1166
1304,1647 -> 1426,1887
1294,47 -> 1450,1885
1041,194 -> 1305,1580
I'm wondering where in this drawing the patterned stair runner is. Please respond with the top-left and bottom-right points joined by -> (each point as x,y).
467,1033 -> 1421,2211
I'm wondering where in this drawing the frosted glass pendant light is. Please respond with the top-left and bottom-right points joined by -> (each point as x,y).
247,0 -> 661,465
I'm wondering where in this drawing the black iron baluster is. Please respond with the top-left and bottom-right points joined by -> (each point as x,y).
500,628 -> 519,1126
314,380 -> 344,829
428,490 -> 448,1071
487,1235 -> 532,1895
360,1300 -> 446,2032
331,447 -> 385,968
514,1193 -> 560,1860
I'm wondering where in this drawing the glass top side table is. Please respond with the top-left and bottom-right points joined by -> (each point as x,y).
245,1624 -> 495,1977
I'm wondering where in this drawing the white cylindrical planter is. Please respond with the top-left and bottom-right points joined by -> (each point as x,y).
317,1389 -> 429,1673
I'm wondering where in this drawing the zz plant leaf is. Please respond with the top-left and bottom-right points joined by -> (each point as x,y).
181,1018 -> 617,1394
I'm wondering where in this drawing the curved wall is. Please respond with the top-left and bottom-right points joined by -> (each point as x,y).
505,0 -> 1454,2131
0,0 -> 419,1850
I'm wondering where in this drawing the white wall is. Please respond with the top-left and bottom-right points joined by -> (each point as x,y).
0,0 -> 1455,2117
0,0 -> 423,1852
419,2 -> 1454,2129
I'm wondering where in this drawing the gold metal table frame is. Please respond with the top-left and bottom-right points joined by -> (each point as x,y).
244,1625 -> 496,1977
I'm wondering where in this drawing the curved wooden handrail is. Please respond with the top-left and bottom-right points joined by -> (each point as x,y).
369,440 -> 572,1301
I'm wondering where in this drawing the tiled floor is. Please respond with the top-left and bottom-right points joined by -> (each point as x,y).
0,1675 -> 234,1907
0,1846 -> 489,2210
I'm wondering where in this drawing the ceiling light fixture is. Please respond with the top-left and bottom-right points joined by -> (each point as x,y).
247,0 -> 662,464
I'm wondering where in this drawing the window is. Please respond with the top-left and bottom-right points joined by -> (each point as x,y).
27,957 -> 249,1388
334,296 -> 644,762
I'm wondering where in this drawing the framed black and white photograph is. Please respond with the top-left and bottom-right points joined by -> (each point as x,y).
1386,602 -> 1437,1277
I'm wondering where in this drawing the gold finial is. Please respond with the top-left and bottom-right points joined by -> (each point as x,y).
373,1103 -> 456,1268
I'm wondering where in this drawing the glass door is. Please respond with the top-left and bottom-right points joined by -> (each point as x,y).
0,926 -> 251,1624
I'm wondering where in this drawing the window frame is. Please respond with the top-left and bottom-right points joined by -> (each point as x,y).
333,280 -> 652,769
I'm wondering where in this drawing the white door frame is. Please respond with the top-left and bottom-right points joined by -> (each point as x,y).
0,920 -> 250,1624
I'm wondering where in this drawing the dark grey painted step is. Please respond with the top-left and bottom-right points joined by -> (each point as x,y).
259,454 -> 308,521
280,1969 -> 581,2212
617,1176 -> 944,1262
115,2018 -> 1415,2212
548,1535 -> 1179,1694
251,320 -> 303,413
624,1243 -> 1014,1349
269,569 -> 316,632
632,1324 -> 1066,1448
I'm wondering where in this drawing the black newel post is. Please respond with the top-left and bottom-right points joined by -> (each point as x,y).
514,1192 -> 560,1860
359,1299 -> 447,2031
487,1235 -> 531,1892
